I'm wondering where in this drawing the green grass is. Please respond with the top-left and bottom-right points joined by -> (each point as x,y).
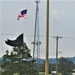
0,72 -> 61,75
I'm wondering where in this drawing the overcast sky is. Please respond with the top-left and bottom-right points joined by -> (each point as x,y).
0,0 -> 75,59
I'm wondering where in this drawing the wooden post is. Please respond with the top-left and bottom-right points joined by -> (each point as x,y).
45,0 -> 49,75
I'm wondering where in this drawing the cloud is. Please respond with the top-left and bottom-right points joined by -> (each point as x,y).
51,9 -> 75,21
52,9 -> 66,15
51,9 -> 67,19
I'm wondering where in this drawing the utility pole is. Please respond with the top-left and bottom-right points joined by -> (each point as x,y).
53,36 -> 62,75
45,0 -> 49,75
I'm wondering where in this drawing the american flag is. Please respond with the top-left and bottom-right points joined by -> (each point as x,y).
17,9 -> 27,20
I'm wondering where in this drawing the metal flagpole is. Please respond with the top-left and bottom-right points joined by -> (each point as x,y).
45,0 -> 49,75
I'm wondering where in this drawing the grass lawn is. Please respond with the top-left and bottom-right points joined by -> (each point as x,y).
39,72 -> 53,75
0,72 -> 61,75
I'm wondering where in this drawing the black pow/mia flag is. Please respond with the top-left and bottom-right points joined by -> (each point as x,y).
5,33 -> 23,47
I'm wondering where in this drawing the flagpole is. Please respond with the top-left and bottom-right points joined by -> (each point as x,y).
45,0 -> 49,75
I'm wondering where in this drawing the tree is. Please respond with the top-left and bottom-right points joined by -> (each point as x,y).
1,33 -> 39,75
58,57 -> 74,75
1,43 -> 36,75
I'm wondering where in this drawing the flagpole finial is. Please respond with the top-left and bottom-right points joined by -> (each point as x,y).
35,0 -> 40,3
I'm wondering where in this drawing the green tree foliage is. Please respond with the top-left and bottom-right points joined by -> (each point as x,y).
58,57 -> 74,75
1,43 -> 36,75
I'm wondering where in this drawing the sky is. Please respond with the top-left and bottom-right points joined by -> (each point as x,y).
0,0 -> 75,59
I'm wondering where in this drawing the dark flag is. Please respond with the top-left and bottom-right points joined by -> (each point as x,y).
5,33 -> 23,47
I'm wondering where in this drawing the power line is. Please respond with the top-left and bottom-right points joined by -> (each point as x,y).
1,33 -> 75,40
63,37 -> 75,40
